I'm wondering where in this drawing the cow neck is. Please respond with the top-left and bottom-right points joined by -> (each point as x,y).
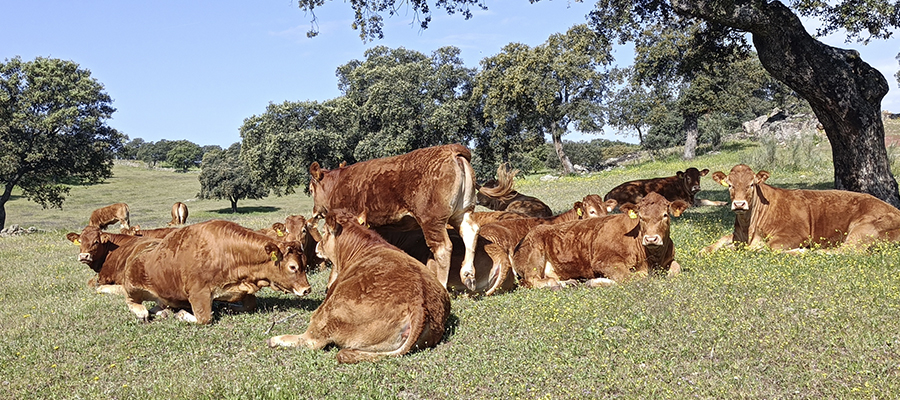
551,208 -> 580,223
747,183 -> 775,241
333,227 -> 382,269
642,241 -> 671,269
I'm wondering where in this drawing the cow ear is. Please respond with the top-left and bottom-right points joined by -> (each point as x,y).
700,168 -> 709,176
309,162 -> 325,182
676,171 -> 685,179
573,201 -> 584,217
356,211 -> 368,226
307,222 -> 322,242
66,232 -> 80,245
265,243 -> 282,262
619,203 -> 638,219
604,199 -> 618,213
100,233 -> 111,243
272,222 -> 285,237
711,171 -> 728,187
756,170 -> 770,184
669,200 -> 690,217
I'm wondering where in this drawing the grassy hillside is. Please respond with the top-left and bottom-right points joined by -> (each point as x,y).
2,138 -> 899,399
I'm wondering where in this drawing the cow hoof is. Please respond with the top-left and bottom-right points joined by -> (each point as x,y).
155,309 -> 174,319
175,310 -> 198,323
463,277 -> 477,292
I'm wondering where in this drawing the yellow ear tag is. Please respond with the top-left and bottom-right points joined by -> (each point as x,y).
576,209 -> 583,217
720,180 -> 729,187
270,251 -> 278,261
628,210 -> 638,219
277,230 -> 284,237
73,239 -> 80,245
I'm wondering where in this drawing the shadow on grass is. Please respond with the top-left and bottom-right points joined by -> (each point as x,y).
442,313 -> 461,341
210,206 -> 281,214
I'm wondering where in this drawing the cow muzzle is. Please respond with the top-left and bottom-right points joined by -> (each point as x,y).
293,286 -> 311,296
78,253 -> 93,263
642,235 -> 663,247
731,200 -> 749,212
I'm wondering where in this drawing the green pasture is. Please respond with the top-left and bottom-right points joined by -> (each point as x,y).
2,134 -> 900,399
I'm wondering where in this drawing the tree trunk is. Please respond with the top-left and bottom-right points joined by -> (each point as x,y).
0,183 -> 14,231
671,0 -> 900,208
682,112 -> 698,160
230,197 -> 238,213
551,123 -> 575,174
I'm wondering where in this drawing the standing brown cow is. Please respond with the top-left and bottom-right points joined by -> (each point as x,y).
122,220 -> 311,324
267,212 -> 450,364
308,144 -> 500,291
513,192 -> 689,288
88,203 -> 131,230
704,164 -> 900,252
168,202 -> 188,226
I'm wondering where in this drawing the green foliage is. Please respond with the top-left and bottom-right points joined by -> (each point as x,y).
0,56 -> 124,230
136,139 -> 175,167
199,143 -> 268,213
166,140 -> 203,172
544,139 -> 641,171
119,137 -> 145,160
475,25 -> 614,174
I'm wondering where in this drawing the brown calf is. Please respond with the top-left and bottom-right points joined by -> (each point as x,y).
168,202 -> 188,226
88,203 -> 131,230
476,194 -> 617,294
122,220 -> 311,324
267,212 -> 450,364
308,144 -> 498,291
705,164 -> 900,252
284,214 -> 326,272
513,192 -> 689,288
66,226 -> 159,295
604,168 -> 722,208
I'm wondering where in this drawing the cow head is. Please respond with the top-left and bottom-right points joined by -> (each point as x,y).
620,192 -> 689,248
679,167 -> 710,196
264,240 -> 311,297
580,194 -> 617,218
72,226 -> 111,267
283,215 -> 308,241
308,162 -> 330,217
711,164 -> 770,214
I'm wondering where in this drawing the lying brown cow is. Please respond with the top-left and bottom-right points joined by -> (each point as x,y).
308,144 -> 506,291
168,202 -> 188,226
477,194 -> 617,294
604,168 -> 723,208
66,226 -> 159,295
513,192 -> 689,288
122,220 -> 311,324
88,203 -> 131,230
704,164 -> 900,252
268,212 -> 450,364
477,164 -> 553,218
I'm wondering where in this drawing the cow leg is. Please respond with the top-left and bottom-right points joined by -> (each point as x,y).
667,260 -> 682,277
124,289 -> 152,323
96,284 -> 126,296
186,288 -> 214,324
419,221 -> 453,289
482,242 -> 510,296
267,333 -> 329,350
450,212 -> 478,291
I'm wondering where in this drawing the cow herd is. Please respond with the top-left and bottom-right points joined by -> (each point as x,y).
63,144 -> 900,364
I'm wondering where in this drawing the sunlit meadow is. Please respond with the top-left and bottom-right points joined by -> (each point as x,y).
2,133 -> 900,398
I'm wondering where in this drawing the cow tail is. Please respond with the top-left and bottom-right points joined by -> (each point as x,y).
334,302 -> 427,364
455,153 -> 478,212
478,163 -> 518,202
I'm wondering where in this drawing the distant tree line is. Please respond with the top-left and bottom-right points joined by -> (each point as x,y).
118,138 -> 218,172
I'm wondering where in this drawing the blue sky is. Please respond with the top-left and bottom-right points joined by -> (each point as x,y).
5,1 -> 899,147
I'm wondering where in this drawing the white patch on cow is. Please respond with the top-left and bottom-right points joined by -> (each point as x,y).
543,260 -> 559,281
587,277 -> 617,287
95,284 -> 125,296
175,310 -> 198,323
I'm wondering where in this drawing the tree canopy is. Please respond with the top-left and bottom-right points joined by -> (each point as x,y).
0,56 -> 124,230
198,142 -> 269,213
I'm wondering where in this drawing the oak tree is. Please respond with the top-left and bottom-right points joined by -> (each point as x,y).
0,56 -> 124,230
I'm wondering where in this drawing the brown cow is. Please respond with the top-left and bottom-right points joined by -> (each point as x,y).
66,226 -> 160,295
284,214 -> 326,272
604,168 -> 723,208
168,202 -> 188,226
477,163 -> 553,218
88,203 -> 131,230
120,225 -> 178,239
308,144 -> 504,291
704,164 -> 900,252
512,192 -> 689,289
122,220 -> 311,324
476,194 -> 617,294
267,212 -> 450,364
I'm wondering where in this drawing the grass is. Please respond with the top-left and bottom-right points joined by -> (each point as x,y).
3,140 -> 900,399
